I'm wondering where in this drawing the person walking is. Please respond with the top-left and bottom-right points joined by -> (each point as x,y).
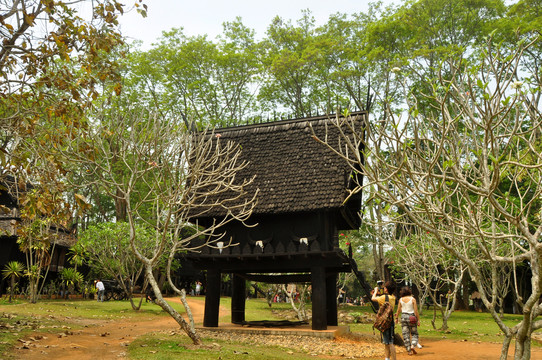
371,281 -> 397,360
95,279 -> 105,302
395,286 -> 420,355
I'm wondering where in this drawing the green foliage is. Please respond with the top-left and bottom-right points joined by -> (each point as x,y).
0,0 -> 132,179
78,222 -> 156,282
121,19 -> 261,128
60,268 -> 84,291
2,261 -> 25,303
1,261 -> 24,281
67,243 -> 87,271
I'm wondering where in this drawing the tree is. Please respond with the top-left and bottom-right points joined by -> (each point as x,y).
125,18 -> 261,129
390,229 -> 466,330
324,3 -> 405,115
0,0 -> 130,162
2,261 -> 24,302
78,222 -> 155,310
480,261 -> 513,318
15,185 -> 75,303
67,242 -> 86,272
0,1 -> 141,238
313,35 -> 542,359
58,109 -> 257,345
394,0 -> 505,93
259,10 -> 326,118
282,283 -> 309,321
59,267 -> 83,298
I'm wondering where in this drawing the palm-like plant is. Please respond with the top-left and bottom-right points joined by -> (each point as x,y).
2,261 -> 25,302
67,243 -> 86,272
60,267 -> 84,297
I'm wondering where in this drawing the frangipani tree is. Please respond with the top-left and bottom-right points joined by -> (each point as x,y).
314,36 -> 542,359
390,227 -> 466,330
58,110 -> 257,345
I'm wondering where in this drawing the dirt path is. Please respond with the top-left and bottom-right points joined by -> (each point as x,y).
7,298 -> 542,360
10,297 -> 207,360
394,338 -> 542,359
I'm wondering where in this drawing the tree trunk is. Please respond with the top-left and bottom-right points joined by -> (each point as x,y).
431,305 -> 437,329
282,284 -> 307,321
438,304 -> 449,331
129,294 -> 144,311
514,333 -> 531,360
179,288 -> 197,330
9,276 -> 15,303
460,275 -> 470,310
145,266 -> 201,345
29,279 -> 38,304
418,298 -> 425,316
500,333 -> 513,360
115,188 -> 127,222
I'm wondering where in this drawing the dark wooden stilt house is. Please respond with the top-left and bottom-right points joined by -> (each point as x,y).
0,176 -> 76,295
186,111 -> 367,330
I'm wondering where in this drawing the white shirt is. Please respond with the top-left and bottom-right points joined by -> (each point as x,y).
400,297 -> 415,313
96,281 -> 105,291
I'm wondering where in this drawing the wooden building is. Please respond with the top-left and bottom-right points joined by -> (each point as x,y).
0,176 -> 76,294
186,112 -> 367,330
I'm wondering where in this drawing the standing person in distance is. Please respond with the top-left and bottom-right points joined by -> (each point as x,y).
95,279 -> 105,302
371,281 -> 397,360
395,286 -> 420,355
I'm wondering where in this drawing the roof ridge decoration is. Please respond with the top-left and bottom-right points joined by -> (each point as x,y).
214,111 -> 367,136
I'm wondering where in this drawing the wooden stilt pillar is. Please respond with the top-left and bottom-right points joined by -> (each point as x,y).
203,269 -> 221,327
311,266 -> 327,330
326,272 -> 338,326
231,273 -> 246,323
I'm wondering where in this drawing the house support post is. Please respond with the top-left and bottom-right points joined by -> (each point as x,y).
203,269 -> 221,327
326,272 -> 338,326
311,266 -> 327,330
231,273 -> 246,323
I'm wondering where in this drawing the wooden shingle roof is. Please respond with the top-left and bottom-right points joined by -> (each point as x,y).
193,112 -> 367,219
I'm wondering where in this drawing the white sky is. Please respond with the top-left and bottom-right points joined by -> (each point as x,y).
119,0 -> 398,49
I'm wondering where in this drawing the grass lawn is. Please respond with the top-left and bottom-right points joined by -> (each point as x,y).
0,296 -> 538,359
342,303 -> 540,344
0,297 -> 164,320
0,296 -> 166,356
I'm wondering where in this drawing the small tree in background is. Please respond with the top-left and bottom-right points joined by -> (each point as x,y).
390,229 -> 466,330
60,267 -> 84,299
15,186 -> 74,303
78,222 -> 156,310
2,261 -> 25,302
67,243 -> 87,273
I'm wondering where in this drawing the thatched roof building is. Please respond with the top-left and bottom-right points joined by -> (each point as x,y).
192,111 -> 365,227
186,111 -> 367,331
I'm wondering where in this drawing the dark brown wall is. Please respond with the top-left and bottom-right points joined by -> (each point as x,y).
198,210 -> 340,256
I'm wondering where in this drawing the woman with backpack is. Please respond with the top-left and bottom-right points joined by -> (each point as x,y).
371,281 -> 397,360
395,286 -> 420,355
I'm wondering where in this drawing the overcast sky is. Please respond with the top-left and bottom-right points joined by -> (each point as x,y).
118,0 -> 398,49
